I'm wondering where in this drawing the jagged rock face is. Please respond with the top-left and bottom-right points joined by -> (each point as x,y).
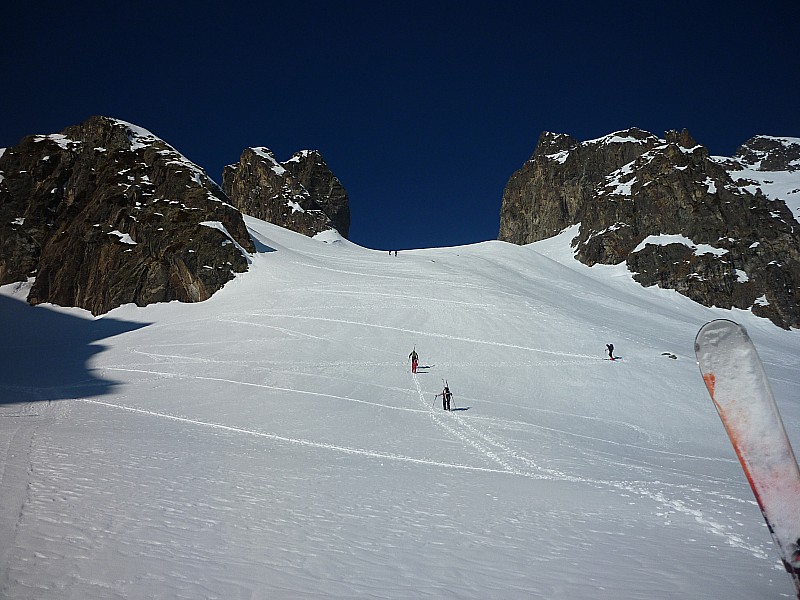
222,148 -> 350,238
283,150 -> 350,238
499,129 -> 800,329
0,116 -> 255,315
498,128 -> 661,244
735,135 -> 800,172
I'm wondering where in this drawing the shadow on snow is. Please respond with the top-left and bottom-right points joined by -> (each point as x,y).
0,294 -> 150,405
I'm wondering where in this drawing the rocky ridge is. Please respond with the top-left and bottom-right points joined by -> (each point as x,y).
499,129 -> 800,328
222,148 -> 350,239
0,116 -> 255,315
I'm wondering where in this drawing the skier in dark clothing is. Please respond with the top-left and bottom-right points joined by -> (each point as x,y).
606,343 -> 615,360
435,384 -> 452,410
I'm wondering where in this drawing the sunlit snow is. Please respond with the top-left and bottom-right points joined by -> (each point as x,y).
1,217 -> 799,599
632,234 -> 728,257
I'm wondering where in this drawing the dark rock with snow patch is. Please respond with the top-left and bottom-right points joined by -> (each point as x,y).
222,148 -> 350,239
498,128 -> 661,244
0,116 -> 255,314
498,129 -> 800,329
735,136 -> 800,172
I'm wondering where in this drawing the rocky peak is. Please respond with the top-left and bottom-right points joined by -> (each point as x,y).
531,132 -> 578,160
282,150 -> 350,238
0,115 -> 255,314
735,136 -> 800,172
498,127 -> 800,329
222,147 -> 350,239
498,127 -> 661,245
665,128 -> 699,149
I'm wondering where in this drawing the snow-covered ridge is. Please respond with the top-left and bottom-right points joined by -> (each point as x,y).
584,130 -> 662,146
632,234 -> 728,256
711,140 -> 800,223
754,135 -> 800,149
33,133 -> 81,150
105,118 -> 226,204
112,118 -> 162,151
284,149 -> 316,164
200,220 -> 253,263
544,130 -> 662,164
249,147 -> 288,176
544,149 -> 569,164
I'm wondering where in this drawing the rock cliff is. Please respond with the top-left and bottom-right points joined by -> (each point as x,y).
499,129 -> 800,328
0,116 -> 255,314
222,148 -> 350,239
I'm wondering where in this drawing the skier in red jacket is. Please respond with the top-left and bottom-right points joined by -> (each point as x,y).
409,348 -> 419,373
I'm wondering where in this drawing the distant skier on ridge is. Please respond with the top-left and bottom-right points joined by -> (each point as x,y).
606,343 -> 615,360
409,347 -> 419,373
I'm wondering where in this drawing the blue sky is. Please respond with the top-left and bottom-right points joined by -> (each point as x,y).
2,1 -> 798,250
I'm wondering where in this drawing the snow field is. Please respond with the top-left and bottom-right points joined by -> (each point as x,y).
2,217 -> 800,598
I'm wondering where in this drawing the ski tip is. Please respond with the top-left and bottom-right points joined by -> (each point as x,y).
694,319 -> 749,355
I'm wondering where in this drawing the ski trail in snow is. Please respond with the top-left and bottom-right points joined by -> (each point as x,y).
286,259 -> 543,301
291,288 -> 497,308
411,374 -> 569,481
409,374 -> 767,558
256,314 -> 601,361
217,318 -> 328,340
467,396 -> 661,442
97,363 -> 763,558
98,367 -> 427,414
75,399 -> 518,476
450,411 -> 573,480
468,413 -> 733,463
286,260 -> 434,282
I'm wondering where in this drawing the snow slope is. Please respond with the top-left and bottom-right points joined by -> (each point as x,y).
2,217 -> 800,599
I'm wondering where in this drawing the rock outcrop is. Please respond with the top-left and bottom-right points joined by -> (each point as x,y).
222,148 -> 350,238
0,116 -> 255,315
499,129 -> 800,329
499,128 -> 661,244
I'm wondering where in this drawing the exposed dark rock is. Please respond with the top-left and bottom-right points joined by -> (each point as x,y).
222,147 -> 350,238
498,129 -> 800,329
0,116 -> 255,315
736,136 -> 800,172
283,150 -> 350,238
498,128 -> 661,244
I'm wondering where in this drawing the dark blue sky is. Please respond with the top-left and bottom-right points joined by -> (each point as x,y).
2,1 -> 798,250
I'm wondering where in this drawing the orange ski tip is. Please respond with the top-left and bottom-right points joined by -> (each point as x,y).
703,372 -> 716,395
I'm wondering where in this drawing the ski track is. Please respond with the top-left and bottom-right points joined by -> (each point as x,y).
97,367 -> 427,414
285,259 -> 545,302
109,350 -> 728,467
215,319 -> 328,340
286,260 -> 437,282
458,400 -> 662,446
98,358 -> 758,557
409,373 -> 768,560
75,398 -> 515,477
247,313 -> 602,361
290,288 -> 497,308
468,413 -> 735,463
